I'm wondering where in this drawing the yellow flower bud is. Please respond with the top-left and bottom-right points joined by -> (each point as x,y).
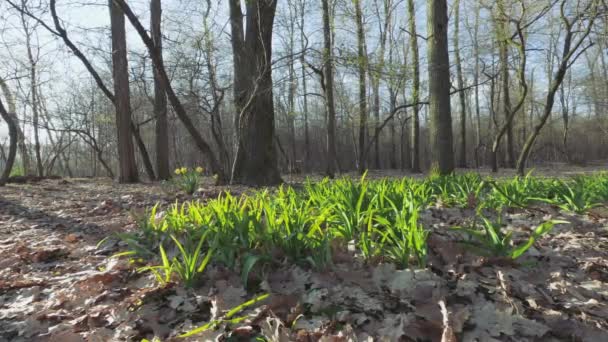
196,167 -> 204,173
174,168 -> 181,175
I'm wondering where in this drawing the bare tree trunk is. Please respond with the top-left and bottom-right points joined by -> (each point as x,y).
229,0 -> 282,186
453,0 -> 467,168
427,0 -> 454,174
322,0 -> 338,178
472,2 -> 482,168
109,0 -> 139,183
354,0 -> 368,173
389,89 -> 397,169
0,98 -> 17,185
517,0 -> 597,176
151,0 -> 170,180
408,0 -> 421,173
559,76 -> 571,163
490,2 -> 528,173
299,0 -> 310,170
114,0 -> 226,182
370,0 -> 392,170
20,10 -> 43,177
287,3 -> 298,173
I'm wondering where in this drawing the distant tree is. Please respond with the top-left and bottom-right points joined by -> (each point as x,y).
114,0 -> 227,183
18,3 -> 42,176
517,0 -> 600,175
490,0 -> 529,173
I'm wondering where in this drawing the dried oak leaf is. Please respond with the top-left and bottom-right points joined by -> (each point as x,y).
462,298 -> 548,342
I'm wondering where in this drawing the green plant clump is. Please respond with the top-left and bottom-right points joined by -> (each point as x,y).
172,166 -> 204,195
108,172 -> 608,288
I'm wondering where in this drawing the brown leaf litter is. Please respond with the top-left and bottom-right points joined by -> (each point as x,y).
1,177 -> 608,341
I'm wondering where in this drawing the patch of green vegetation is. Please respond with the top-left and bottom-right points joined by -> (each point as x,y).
171,166 -> 204,194
456,212 -> 567,259
107,172 -> 608,289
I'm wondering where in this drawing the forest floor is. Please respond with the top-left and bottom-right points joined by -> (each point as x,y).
1,167 -> 608,341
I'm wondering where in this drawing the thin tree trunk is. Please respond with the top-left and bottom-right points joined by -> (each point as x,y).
490,2 -> 528,173
473,2 -> 481,168
287,4 -> 298,173
21,19 -> 43,176
517,0 -> 597,175
322,0 -> 338,178
454,0 -> 467,168
408,0 -> 421,173
354,0 -> 368,173
299,0 -> 310,170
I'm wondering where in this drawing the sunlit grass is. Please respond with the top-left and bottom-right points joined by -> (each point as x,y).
107,172 -> 608,287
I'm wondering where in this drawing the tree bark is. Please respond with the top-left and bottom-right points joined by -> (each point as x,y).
454,0 -> 467,168
472,1 -> 482,168
0,98 -> 17,185
287,4 -> 298,173
427,0 -> 454,174
322,0 -> 338,178
151,0 -> 170,180
299,0 -> 311,171
354,0 -> 368,173
229,0 -> 282,186
299,0 -> 310,171
109,0 -> 139,183
408,0 -> 421,173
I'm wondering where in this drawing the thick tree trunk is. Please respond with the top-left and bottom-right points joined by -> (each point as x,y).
408,0 -> 421,173
229,0 -> 282,186
427,0 -> 454,174
109,0 -> 138,183
151,0 -> 170,180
